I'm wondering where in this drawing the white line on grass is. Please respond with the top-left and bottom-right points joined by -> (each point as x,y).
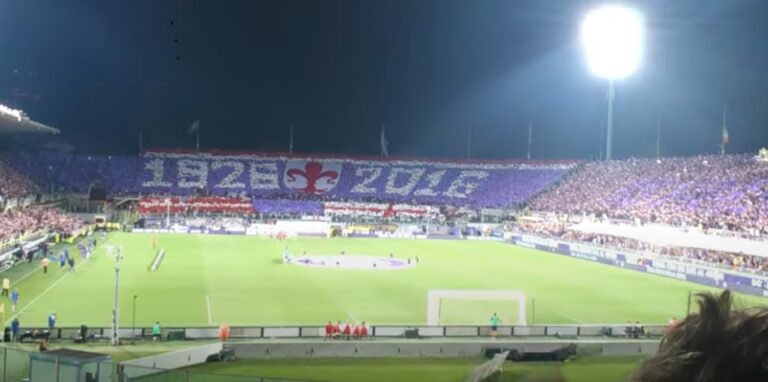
206,295 -> 213,325
558,313 -> 585,324
346,311 -> 359,323
8,234 -> 118,322
8,272 -> 71,322
10,264 -> 42,286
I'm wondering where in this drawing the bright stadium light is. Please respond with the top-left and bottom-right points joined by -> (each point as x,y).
581,5 -> 644,160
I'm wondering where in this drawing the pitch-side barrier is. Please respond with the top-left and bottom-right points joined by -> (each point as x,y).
15,323 -> 667,342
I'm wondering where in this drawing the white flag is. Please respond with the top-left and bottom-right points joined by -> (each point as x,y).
380,126 -> 389,158
188,120 -> 200,135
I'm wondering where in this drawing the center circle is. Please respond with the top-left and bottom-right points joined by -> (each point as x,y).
290,255 -> 416,270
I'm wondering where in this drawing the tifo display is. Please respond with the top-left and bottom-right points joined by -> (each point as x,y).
6,150 -> 574,207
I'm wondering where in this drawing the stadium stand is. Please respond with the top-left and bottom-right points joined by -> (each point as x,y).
5,151 -> 575,207
6,153 -> 140,194
251,199 -> 324,215
0,160 -> 36,199
512,219 -> 768,274
0,207 -> 83,249
138,196 -> 254,214
529,154 -> 768,235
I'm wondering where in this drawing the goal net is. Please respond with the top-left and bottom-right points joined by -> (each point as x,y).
427,290 -> 527,326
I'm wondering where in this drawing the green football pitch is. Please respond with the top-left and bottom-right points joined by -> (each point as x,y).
2,233 -> 765,327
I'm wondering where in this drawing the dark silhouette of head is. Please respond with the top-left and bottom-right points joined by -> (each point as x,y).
634,290 -> 768,382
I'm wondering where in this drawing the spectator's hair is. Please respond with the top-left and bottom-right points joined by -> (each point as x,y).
633,290 -> 768,382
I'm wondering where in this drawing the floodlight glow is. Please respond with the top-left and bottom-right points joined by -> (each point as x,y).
0,104 -> 23,121
581,5 -> 643,79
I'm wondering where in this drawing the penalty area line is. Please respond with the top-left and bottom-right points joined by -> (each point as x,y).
206,295 -> 213,325
558,313 -> 585,324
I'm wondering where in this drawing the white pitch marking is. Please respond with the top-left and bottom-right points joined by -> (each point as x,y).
8,272 -> 71,322
206,295 -> 213,325
346,311 -> 359,323
558,312 -> 585,324
8,234 -> 117,322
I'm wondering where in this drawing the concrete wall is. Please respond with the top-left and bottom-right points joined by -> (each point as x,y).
33,324 -> 667,340
227,340 -> 659,360
120,343 -> 222,379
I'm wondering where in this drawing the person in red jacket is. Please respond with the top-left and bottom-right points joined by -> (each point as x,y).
324,321 -> 333,339
352,324 -> 361,339
360,322 -> 369,339
342,321 -> 352,340
218,322 -> 230,342
332,321 -> 341,339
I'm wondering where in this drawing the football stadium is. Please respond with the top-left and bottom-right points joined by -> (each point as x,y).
3,1 -> 768,381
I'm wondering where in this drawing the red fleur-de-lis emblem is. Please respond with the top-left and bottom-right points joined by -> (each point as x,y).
285,161 -> 339,194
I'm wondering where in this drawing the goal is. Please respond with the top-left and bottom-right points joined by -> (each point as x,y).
426,290 -> 527,326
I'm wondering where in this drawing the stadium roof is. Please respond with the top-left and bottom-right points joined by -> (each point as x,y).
0,103 -> 59,134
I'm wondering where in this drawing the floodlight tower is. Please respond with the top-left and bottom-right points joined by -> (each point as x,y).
581,5 -> 644,160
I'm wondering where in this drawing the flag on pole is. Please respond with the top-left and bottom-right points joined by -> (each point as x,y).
656,118 -> 661,158
189,120 -> 201,151
380,125 -> 389,158
188,120 -> 200,135
720,106 -> 728,156
289,122 -> 294,155
527,122 -> 533,160
466,125 -> 472,159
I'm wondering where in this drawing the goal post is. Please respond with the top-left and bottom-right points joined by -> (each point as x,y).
427,290 -> 527,326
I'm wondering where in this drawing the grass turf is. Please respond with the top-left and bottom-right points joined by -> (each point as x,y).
2,233 -> 766,327
187,356 -> 642,382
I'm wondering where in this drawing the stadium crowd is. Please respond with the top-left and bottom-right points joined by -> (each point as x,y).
0,207 -> 83,245
513,220 -> 768,274
529,155 -> 768,236
0,160 -> 36,200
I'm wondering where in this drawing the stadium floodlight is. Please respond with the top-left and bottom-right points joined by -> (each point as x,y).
580,5 -> 644,160
0,104 -> 23,121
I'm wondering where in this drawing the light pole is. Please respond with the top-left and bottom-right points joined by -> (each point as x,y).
581,5 -> 644,160
165,198 -> 171,228
111,247 -> 122,345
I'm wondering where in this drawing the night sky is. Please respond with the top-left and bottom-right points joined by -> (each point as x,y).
1,0 -> 767,159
